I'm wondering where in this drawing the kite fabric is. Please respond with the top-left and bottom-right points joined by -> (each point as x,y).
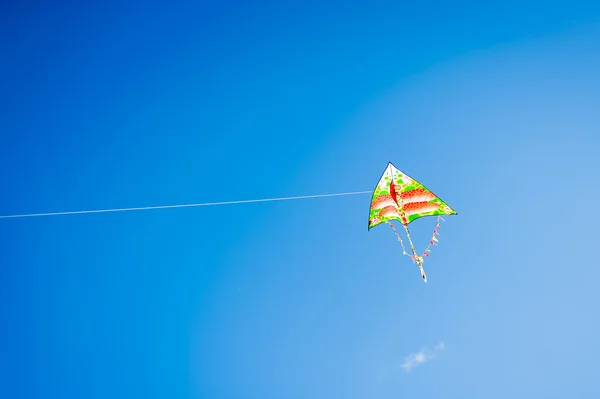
368,162 -> 457,283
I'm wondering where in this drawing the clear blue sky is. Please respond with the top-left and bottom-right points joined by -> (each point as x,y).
1,2 -> 600,398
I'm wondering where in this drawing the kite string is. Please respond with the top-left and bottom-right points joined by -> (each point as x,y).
0,190 -> 372,220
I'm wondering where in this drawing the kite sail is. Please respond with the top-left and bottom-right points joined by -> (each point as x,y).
368,162 -> 457,283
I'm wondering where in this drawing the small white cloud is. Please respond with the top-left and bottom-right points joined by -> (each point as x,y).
400,341 -> 445,373
401,350 -> 432,372
434,341 -> 445,351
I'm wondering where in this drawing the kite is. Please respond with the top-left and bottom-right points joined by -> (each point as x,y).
368,162 -> 457,283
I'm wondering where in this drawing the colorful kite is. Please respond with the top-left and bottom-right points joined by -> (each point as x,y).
368,162 -> 457,282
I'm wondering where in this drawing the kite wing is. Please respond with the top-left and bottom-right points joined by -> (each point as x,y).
368,162 -> 457,229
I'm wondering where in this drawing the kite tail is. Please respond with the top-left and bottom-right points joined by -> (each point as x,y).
421,216 -> 444,259
400,222 -> 426,283
387,222 -> 412,259
389,220 -> 426,282
396,205 -> 427,283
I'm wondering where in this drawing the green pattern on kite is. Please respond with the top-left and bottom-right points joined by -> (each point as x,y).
368,162 -> 457,229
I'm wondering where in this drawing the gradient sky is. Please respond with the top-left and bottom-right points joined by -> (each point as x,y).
1,2 -> 600,398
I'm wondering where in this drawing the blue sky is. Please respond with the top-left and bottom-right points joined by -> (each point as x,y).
1,2 -> 600,398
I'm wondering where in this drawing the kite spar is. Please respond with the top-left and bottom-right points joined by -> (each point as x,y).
368,162 -> 457,282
